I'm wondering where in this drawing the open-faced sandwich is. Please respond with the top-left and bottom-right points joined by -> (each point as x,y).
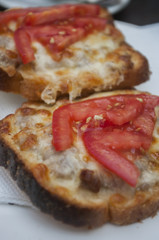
1,90 -> 159,227
0,4 -> 149,104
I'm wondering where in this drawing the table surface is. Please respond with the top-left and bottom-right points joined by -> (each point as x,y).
114,0 -> 159,26
0,0 -> 159,26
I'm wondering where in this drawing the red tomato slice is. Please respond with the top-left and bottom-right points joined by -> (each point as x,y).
84,128 -> 151,151
36,27 -> 85,54
133,111 -> 155,137
14,25 -> 85,63
14,19 -> 106,63
33,25 -> 79,37
52,106 -> 72,151
52,28 -> 86,51
52,97 -> 111,151
52,94 -> 159,186
14,28 -> 35,64
3,5 -> 105,63
23,25 -> 79,41
142,94 -> 159,109
52,94 -> 158,151
0,6 -> 54,28
132,95 -> 159,136
69,97 -> 111,121
24,5 -> 100,26
52,95 -> 143,151
73,17 -> 106,31
105,97 -> 143,125
83,133 -> 140,187
26,25 -> 63,38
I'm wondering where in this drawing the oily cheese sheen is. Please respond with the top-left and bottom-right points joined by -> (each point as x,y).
1,90 -> 159,227
0,6 -> 149,104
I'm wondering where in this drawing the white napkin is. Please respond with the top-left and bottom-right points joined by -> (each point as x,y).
0,22 -> 159,208
0,168 -> 33,207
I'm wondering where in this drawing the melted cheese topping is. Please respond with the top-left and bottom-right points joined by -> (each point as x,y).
0,24 -> 125,104
32,28 -> 124,103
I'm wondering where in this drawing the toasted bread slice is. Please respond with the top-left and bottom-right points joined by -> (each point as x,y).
0,6 -> 149,104
0,90 -> 159,227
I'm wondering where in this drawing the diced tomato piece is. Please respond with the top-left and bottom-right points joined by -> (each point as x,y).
14,28 -> 35,64
52,106 -> 72,151
24,4 -> 100,26
83,133 -> 140,187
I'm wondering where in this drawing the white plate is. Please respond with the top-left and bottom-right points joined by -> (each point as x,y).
0,0 -> 131,14
0,21 -> 159,240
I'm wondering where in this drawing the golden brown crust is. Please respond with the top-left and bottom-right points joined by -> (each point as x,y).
0,67 -> 21,93
109,190 -> 159,225
108,44 -> 150,89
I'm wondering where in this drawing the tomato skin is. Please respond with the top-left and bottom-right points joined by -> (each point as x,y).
83,133 -> 140,187
14,28 -> 35,64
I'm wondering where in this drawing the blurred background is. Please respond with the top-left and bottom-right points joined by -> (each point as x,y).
0,0 -> 159,25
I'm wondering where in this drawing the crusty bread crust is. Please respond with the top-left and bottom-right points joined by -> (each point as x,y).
0,90 -> 159,228
0,138 -> 109,227
0,67 -> 21,93
1,137 -> 159,227
0,8 -> 150,103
